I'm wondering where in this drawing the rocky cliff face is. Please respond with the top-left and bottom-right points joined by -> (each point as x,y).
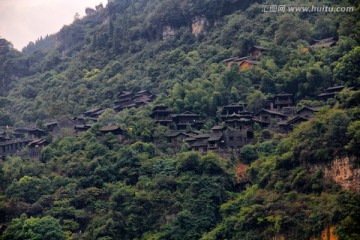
310,156 -> 360,192
162,26 -> 176,39
192,16 -> 208,37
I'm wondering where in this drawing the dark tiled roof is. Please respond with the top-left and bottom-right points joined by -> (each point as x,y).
287,116 -> 309,125
100,125 -> 122,132
207,134 -> 223,142
326,86 -> 345,92
256,109 -> 287,117
0,139 -> 32,147
194,134 -> 211,139
85,107 -> 103,114
211,125 -> 227,130
223,56 -> 248,62
275,92 -> 292,97
45,122 -> 57,127
252,45 -> 267,51
318,92 -> 336,97
166,132 -> 189,138
296,106 -> 319,114
152,105 -> 169,111
190,141 -> 208,147
174,111 -> 200,117
311,41 -> 336,48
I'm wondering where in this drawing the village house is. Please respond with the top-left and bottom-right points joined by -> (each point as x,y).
224,114 -> 253,129
75,124 -> 93,134
224,130 -> 253,150
45,116 -> 77,137
0,132 -> 10,142
26,139 -> 49,159
99,125 -> 123,135
222,45 -> 266,71
165,132 -> 190,149
0,139 -> 32,159
27,128 -> 47,139
310,37 -> 337,49
171,111 -> 204,130
255,109 -> 287,124
297,106 -> 319,118
279,116 -> 310,134
223,56 -> 249,68
220,104 -> 247,117
114,90 -> 155,111
187,134 -> 211,153
83,107 -> 104,119
270,92 -> 294,111
248,46 -> 267,59
151,105 -> 173,127
207,134 -> 226,151
133,90 -> 156,102
238,59 -> 260,71
317,86 -> 354,101
99,125 -> 125,142
211,125 -> 227,134
220,104 -> 254,129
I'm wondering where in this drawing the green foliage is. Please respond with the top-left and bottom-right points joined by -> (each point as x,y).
1,214 -> 65,240
334,46 -> 360,86
0,0 -> 360,239
275,14 -> 311,45
240,145 -> 258,164
5,176 -> 52,203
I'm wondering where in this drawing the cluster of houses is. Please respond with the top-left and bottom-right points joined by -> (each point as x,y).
223,46 -> 266,71
0,89 -> 156,160
225,39 -> 337,71
152,86 -> 354,154
0,116 -> 124,160
0,84 -> 354,159
113,90 -> 157,112
0,42 -> 355,159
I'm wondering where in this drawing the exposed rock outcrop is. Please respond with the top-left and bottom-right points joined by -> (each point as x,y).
310,156 -> 360,192
162,26 -> 176,39
192,16 -> 208,37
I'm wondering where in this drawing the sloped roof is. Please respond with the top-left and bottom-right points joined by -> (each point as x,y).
207,134 -> 223,142
166,132 -> 189,138
256,109 -> 286,117
194,134 -> 211,139
275,92 -> 292,97
296,106 -> 319,114
239,60 -> 260,65
287,116 -> 309,125
211,125 -> 227,130
251,45 -> 267,51
100,125 -> 122,132
311,41 -> 336,48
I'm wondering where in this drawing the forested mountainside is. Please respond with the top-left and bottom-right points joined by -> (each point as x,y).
1,0 -> 360,239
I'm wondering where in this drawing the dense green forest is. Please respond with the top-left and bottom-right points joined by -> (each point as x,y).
1,0 -> 360,239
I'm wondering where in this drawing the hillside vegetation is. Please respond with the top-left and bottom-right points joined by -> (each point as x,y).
0,0 -> 360,239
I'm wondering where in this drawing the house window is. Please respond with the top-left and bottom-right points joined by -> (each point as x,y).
247,131 -> 254,139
